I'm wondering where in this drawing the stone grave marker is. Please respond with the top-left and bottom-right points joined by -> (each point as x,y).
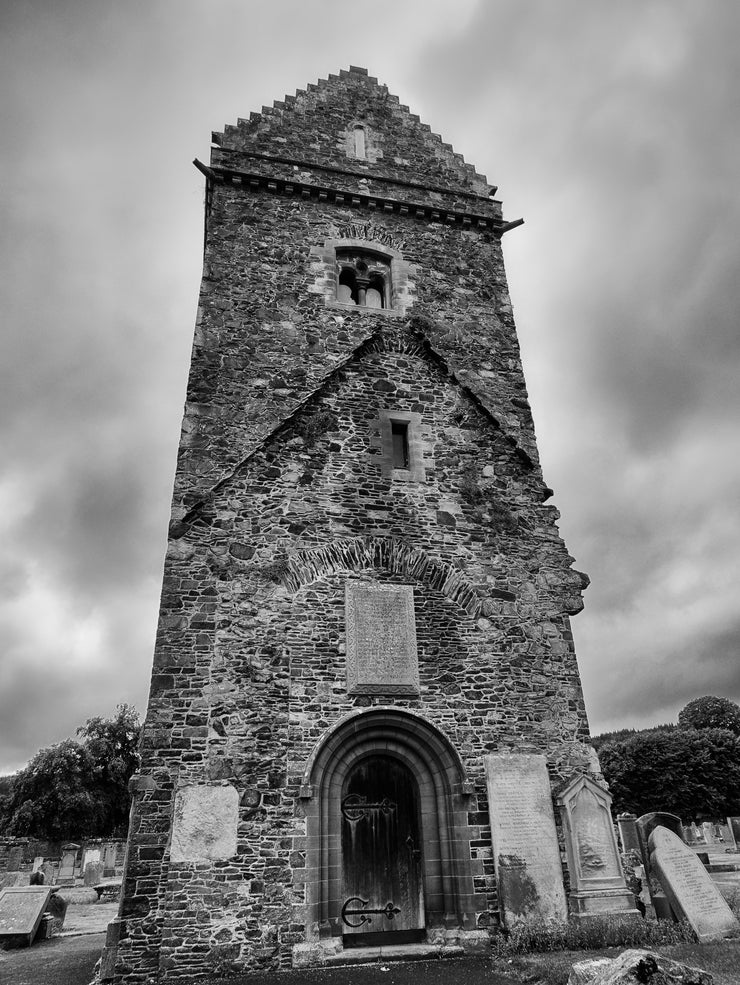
103,842 -> 118,877
84,861 -> 103,886
40,861 -> 56,884
649,825 -> 740,942
557,774 -> 637,918
345,581 -> 419,695
58,844 -> 79,885
6,846 -> 23,871
0,886 -> 54,945
636,811 -> 684,868
728,816 -> 740,849
484,753 -> 567,927
702,822 -> 715,845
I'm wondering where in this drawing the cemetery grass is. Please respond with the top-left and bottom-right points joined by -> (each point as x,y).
495,941 -> 740,985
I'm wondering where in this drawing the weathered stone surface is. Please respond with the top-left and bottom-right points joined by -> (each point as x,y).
557,774 -> 637,917
170,784 -> 238,862
115,66 -> 592,980
83,861 -> 103,886
485,753 -> 567,926
568,948 -> 713,985
0,886 -> 53,945
345,581 -> 418,694
649,826 -> 740,942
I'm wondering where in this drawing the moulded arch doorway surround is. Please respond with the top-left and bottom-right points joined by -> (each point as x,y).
299,708 -> 478,946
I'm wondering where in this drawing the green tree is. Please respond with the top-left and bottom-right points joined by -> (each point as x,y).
678,695 -> 740,735
78,703 -> 140,835
4,739 -> 99,840
599,726 -> 740,820
2,705 -> 141,840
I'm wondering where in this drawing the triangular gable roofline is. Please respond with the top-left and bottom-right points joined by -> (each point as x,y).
214,66 -> 491,196
171,319 -> 543,537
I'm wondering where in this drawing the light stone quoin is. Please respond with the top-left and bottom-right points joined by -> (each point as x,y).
345,581 -> 419,695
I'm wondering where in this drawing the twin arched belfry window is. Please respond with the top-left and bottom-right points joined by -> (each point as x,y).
336,249 -> 391,309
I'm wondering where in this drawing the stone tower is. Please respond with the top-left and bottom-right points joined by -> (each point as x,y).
105,67 -> 610,981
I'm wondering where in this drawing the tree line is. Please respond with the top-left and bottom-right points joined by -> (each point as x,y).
0,704 -> 140,841
592,696 -> 740,821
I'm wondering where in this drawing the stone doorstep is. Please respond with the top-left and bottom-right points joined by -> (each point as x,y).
324,943 -> 465,966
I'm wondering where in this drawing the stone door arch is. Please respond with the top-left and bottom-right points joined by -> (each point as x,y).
299,708 -> 476,945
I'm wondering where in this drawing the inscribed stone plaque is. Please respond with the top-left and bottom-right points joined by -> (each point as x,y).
0,886 -> 53,945
345,582 -> 419,695
649,825 -> 740,942
170,784 -> 238,863
484,753 -> 567,927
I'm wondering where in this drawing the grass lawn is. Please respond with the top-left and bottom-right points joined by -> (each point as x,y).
492,940 -> 740,984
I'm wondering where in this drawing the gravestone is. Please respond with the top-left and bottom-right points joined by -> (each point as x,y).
0,886 -> 54,946
46,890 -> 68,933
58,844 -> 79,886
616,813 -> 641,856
484,753 -> 567,927
701,822 -> 715,846
636,812 -> 683,874
6,846 -> 23,871
649,825 -> 740,942
557,774 -> 638,918
84,861 -> 103,886
728,816 -> 740,850
102,842 -> 117,877
345,582 -> 419,695
40,861 -> 56,884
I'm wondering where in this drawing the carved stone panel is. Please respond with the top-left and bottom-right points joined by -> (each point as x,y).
556,773 -> 637,918
345,582 -> 419,695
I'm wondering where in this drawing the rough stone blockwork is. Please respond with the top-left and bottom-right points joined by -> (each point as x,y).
111,67 -> 592,982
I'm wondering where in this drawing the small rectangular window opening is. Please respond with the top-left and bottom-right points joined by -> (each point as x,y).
391,420 -> 410,469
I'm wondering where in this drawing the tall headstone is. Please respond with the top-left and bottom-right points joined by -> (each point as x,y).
556,774 -> 638,918
57,844 -> 79,886
484,754 -> 567,926
616,813 -> 641,857
649,826 -> 740,942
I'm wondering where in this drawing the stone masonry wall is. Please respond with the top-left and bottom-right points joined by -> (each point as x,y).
113,68 -> 591,982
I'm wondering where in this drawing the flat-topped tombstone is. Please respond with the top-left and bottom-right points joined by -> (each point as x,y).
649,825 -> 740,942
345,581 -> 419,695
0,886 -> 54,945
485,753 -> 567,927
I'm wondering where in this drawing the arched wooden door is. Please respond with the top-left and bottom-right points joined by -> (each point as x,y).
341,755 -> 425,946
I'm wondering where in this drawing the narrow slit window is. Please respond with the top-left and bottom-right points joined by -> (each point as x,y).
353,125 -> 366,160
391,420 -> 410,469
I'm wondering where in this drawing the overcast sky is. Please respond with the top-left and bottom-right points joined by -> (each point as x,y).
1,0 -> 739,773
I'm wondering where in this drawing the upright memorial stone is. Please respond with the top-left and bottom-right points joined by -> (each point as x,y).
484,753 -> 567,927
58,844 -> 79,886
556,774 -> 638,918
649,826 -> 740,942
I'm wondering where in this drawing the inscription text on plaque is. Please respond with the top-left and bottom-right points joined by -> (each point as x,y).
345,582 -> 419,695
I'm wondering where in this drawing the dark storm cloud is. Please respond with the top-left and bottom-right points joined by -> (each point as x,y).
413,1 -> 740,730
1,0 -> 738,769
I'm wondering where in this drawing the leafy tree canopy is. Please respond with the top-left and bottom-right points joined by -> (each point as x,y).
598,726 -> 740,820
678,695 -> 740,735
0,705 -> 140,841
